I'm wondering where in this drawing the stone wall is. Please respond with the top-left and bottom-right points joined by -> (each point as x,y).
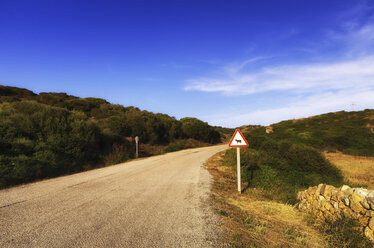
298,184 -> 374,241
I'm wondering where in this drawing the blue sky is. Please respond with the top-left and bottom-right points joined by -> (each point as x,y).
1,0 -> 374,127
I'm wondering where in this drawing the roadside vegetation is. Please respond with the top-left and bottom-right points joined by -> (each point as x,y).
231,109 -> 374,203
207,152 -> 326,248
208,152 -> 373,248
214,110 -> 374,246
0,85 -> 222,188
224,135 -> 344,204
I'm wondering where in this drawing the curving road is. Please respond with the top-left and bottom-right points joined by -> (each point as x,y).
0,144 -> 228,248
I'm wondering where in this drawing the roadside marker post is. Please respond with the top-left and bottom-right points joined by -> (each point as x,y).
135,136 -> 139,158
228,129 -> 249,193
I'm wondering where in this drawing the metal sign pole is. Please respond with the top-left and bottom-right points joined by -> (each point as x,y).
237,147 -> 241,193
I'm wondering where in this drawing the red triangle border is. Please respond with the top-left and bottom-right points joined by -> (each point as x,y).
228,129 -> 249,147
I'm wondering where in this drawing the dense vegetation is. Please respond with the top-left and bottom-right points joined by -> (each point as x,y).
225,110 -> 374,203
0,85 -> 221,188
268,110 -> 374,156
225,136 -> 344,203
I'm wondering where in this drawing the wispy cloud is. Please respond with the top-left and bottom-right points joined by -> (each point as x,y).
207,88 -> 374,127
184,5 -> 374,126
185,55 -> 374,96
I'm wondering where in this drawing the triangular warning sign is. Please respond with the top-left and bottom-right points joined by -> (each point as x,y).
229,129 -> 249,147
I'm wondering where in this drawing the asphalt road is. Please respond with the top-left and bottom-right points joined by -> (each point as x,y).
0,144 -> 228,247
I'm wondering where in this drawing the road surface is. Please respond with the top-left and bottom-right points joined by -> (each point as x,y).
0,145 -> 228,247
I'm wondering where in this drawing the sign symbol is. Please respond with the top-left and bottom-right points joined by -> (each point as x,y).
229,129 -> 249,148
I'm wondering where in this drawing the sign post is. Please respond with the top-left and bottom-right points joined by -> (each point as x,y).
135,136 -> 139,158
228,129 -> 249,193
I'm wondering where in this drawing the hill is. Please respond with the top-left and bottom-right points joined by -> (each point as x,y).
266,110 -> 374,156
220,111 -> 374,246
224,110 -> 374,203
0,85 -> 222,188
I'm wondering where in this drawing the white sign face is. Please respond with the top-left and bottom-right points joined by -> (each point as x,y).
229,129 -> 249,147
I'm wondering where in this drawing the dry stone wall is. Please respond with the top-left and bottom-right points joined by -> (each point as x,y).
298,184 -> 374,241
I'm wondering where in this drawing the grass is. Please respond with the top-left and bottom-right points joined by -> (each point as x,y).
307,214 -> 374,248
223,145 -> 344,204
324,151 -> 374,189
207,151 -> 326,248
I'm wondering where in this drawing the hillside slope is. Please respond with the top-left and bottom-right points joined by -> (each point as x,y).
0,85 -> 222,188
267,110 -> 374,156
226,110 -> 374,203
220,111 -> 374,246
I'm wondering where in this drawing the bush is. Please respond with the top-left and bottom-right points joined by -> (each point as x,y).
180,117 -> 221,143
262,110 -> 374,156
0,85 -> 223,188
224,142 -> 344,204
104,143 -> 132,165
0,101 -> 104,188
164,141 -> 188,153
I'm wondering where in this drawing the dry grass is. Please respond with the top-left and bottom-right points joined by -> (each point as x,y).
206,152 -> 326,248
324,152 -> 374,189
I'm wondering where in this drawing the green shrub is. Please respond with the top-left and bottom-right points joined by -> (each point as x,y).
164,141 -> 188,153
224,142 -> 344,204
180,117 -> 221,143
258,110 -> 374,156
0,85 -> 223,188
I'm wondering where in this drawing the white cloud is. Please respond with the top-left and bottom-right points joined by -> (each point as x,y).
207,88 -> 374,127
184,55 -> 374,96
184,11 -> 374,127
185,7 -> 374,97
186,53 -> 374,126
183,3 -> 374,128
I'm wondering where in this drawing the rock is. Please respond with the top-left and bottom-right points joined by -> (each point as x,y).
343,207 -> 353,216
324,201 -> 333,211
330,190 -> 338,200
354,188 -> 369,197
369,218 -> 374,230
298,185 -> 374,239
331,201 -> 338,209
361,198 -> 371,210
315,184 -> 325,196
336,190 -> 348,201
350,194 -> 365,213
358,216 -> 370,226
341,185 -> 351,191
364,227 -> 374,241
319,184 -> 327,195
365,210 -> 373,218
341,196 -> 350,207
331,193 -> 338,202
351,193 -> 365,203
367,197 -> 374,210
322,185 -> 335,200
